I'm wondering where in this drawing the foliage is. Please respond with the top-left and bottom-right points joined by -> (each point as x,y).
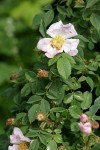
0,0 -> 52,136
2,0 -> 100,149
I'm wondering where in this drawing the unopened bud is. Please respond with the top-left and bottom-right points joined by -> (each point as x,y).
37,69 -> 48,78
91,121 -> 99,130
36,112 -> 46,121
80,114 -> 88,123
6,118 -> 15,125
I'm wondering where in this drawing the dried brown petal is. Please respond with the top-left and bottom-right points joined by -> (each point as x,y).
6,118 -> 15,125
37,69 -> 48,78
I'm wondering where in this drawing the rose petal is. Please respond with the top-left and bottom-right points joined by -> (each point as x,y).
21,136 -> 31,143
62,23 -> 78,38
63,39 -> 79,56
37,37 -> 63,58
78,122 -> 92,134
47,21 -> 78,39
68,49 -> 78,56
8,145 -> 19,150
47,20 -> 63,37
37,38 -> 51,52
10,135 -> 21,144
13,127 -> 24,138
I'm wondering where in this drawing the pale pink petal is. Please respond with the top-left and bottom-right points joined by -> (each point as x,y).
47,21 -> 63,37
47,21 -> 77,39
13,127 -> 23,138
63,39 -> 79,56
21,136 -> 31,142
62,23 -> 78,38
37,38 -> 51,52
10,135 -> 21,144
45,52 -> 56,58
78,122 -> 92,134
8,145 -> 19,150
37,37 -> 63,58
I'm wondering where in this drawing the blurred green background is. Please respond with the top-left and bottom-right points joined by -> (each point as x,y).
0,0 -> 53,134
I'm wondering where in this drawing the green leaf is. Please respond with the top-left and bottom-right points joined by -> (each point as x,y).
50,107 -> 66,112
96,55 -> 100,61
40,99 -> 50,113
76,35 -> 89,42
74,91 -> 84,101
90,13 -> 100,31
91,144 -> 100,150
89,105 -> 99,116
57,5 -> 67,15
44,9 -> 54,27
78,76 -> 86,82
46,80 -> 65,103
53,134 -> 63,143
39,20 -> 46,37
32,13 -> 43,29
69,105 -> 81,119
21,83 -> 32,96
48,54 -> 61,66
26,129 -> 39,138
54,129 -> 61,134
47,140 -> 57,150
81,91 -> 92,110
63,93 -> 73,104
27,95 -> 42,104
25,71 -> 36,82
86,77 -> 94,91
29,139 -> 39,150
86,0 -> 100,8
71,122 -> 79,132
38,134 -> 47,145
94,96 -> 100,108
28,104 -> 39,123
57,57 -> 71,80
62,53 -> 75,65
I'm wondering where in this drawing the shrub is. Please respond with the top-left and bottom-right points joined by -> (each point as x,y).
6,0 -> 100,149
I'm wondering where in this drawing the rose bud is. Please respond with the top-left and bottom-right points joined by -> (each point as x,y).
6,118 -> 15,126
91,121 -> 99,129
80,114 -> 88,123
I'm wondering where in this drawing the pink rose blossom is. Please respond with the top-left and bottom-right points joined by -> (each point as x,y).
8,127 -> 31,150
37,20 -> 79,58
78,122 -> 92,134
80,114 -> 88,123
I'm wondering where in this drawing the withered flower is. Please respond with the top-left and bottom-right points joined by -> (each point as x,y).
37,69 -> 48,78
36,112 -> 47,121
6,118 -> 15,126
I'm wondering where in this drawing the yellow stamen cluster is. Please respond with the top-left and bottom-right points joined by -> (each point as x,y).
50,35 -> 65,50
19,141 -> 29,150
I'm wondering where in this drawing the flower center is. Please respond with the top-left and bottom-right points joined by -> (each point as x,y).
50,35 -> 65,50
19,141 -> 29,150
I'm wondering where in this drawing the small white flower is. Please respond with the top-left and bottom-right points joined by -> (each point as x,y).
37,20 -> 79,58
8,127 -> 31,150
